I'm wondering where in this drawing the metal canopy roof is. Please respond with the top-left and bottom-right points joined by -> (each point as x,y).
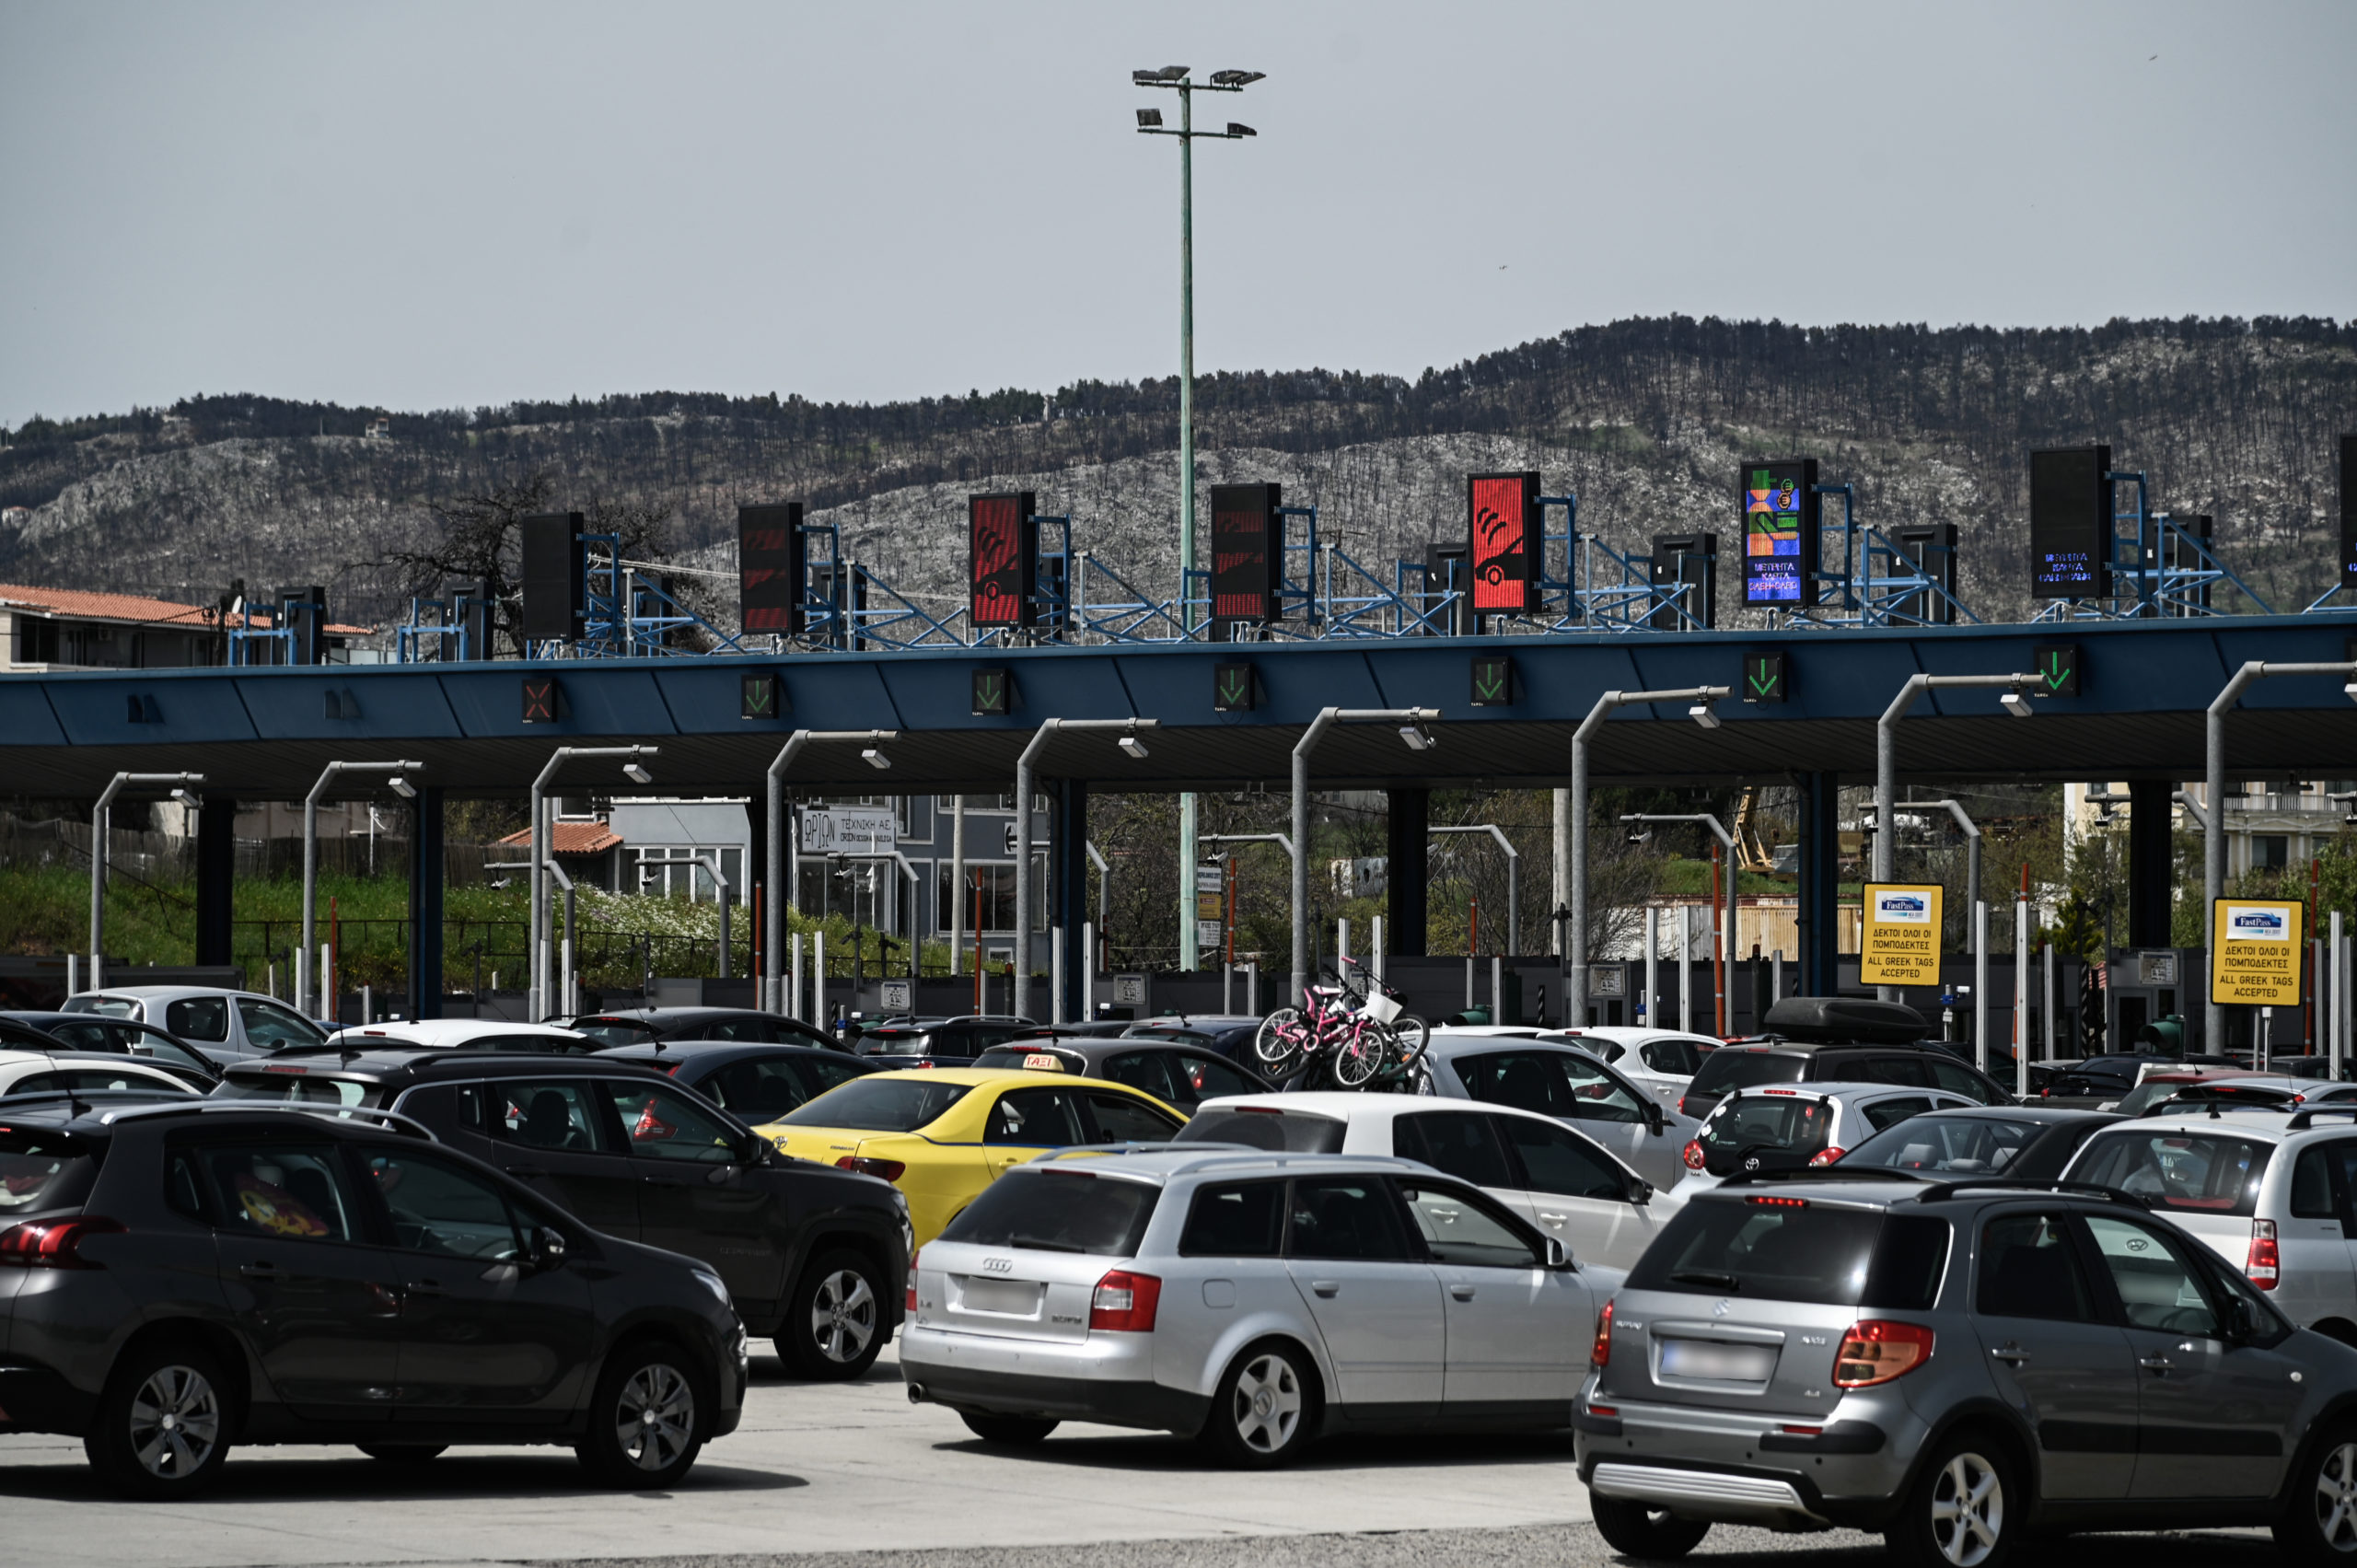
6,615 -> 2352,799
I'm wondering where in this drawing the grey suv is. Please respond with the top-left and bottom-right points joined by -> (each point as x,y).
1578,1175 -> 2357,1564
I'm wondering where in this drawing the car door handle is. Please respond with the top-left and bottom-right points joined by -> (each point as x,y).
641,1174 -> 691,1188
2138,1355 -> 2174,1375
237,1260 -> 278,1278
1537,1212 -> 1569,1225
504,1165 -> 547,1179
1310,1281 -> 1341,1298
1449,1284 -> 1478,1301
404,1282 -> 447,1298
1991,1346 -> 2030,1365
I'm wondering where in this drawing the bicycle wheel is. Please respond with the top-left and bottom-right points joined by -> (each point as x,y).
1330,1025 -> 1387,1087
1391,1013 -> 1430,1067
1255,1008 -> 1306,1071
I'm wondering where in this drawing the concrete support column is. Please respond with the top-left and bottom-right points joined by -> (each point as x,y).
194,798 -> 235,968
1387,789 -> 1429,958
1054,781 -> 1090,1024
1796,772 -> 1840,999
408,785 -> 445,1020
2128,778 -> 2175,949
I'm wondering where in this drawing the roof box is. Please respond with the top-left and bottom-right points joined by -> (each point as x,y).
1760,995 -> 1928,1045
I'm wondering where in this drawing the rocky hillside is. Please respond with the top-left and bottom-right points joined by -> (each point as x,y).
3,316 -> 2351,633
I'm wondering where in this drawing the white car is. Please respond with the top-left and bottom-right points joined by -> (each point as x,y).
0,1050 -> 194,1103
1178,1091 -> 1669,1270
321,1019 -> 596,1052
2061,1107 -> 2357,1340
1676,1081 -> 1977,1194
1550,1025 -> 1719,1106
1417,1034 -> 1703,1191
64,986 -> 326,1061
900,1146 -> 1616,1465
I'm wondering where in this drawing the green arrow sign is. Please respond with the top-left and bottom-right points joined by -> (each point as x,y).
1743,651 -> 1786,704
1469,655 -> 1514,706
2031,643 -> 2080,698
1213,662 -> 1256,712
972,668 -> 1011,715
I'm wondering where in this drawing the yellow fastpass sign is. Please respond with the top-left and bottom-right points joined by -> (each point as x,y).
1860,883 -> 1944,987
2210,899 -> 2304,1005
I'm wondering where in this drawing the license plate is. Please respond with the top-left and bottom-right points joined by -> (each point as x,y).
1658,1339 -> 1777,1382
954,1277 -> 1041,1316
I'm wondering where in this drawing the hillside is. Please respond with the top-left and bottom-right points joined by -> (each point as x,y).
3,315 -> 2351,633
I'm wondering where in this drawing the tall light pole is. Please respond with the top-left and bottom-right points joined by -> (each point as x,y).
1432,823 -> 1522,958
1294,707 -> 1438,1005
2203,661 -> 2357,1051
90,772 -> 202,993
302,761 -> 420,1016
1621,812 -> 1735,1031
1016,718 -> 1158,1013
1134,63 -> 1261,974
764,730 -> 898,1015
530,746 -> 657,1022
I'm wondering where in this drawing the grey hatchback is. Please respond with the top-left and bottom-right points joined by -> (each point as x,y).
1578,1175 -> 2357,1565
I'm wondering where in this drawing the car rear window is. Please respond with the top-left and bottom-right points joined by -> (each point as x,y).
568,1019 -> 658,1049
1627,1200 -> 1950,1308
938,1168 -> 1159,1256
2071,1129 -> 2275,1217
771,1076 -> 973,1132
1841,1113 -> 2051,1174
1696,1093 -> 1833,1175
1687,1050 -> 1806,1098
0,1129 -> 103,1214
1173,1109 -> 1347,1154
216,1068 -> 380,1108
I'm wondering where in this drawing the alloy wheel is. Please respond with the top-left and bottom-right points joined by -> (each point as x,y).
2315,1441 -> 2357,1552
809,1268 -> 877,1364
1928,1450 -> 2004,1567
1230,1353 -> 1302,1455
127,1364 -> 222,1481
613,1363 -> 696,1473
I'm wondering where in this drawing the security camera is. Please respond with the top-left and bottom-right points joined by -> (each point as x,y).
862,749 -> 892,770
387,776 -> 416,799
2001,691 -> 2033,718
1118,735 -> 1149,760
1689,703 -> 1721,729
623,762 -> 654,785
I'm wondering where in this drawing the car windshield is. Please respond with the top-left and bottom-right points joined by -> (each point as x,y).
1173,1109 -> 1347,1154
2072,1129 -> 2275,1217
0,1129 -> 103,1213
1686,1049 -> 1806,1098
938,1168 -> 1160,1255
1697,1094 -> 1833,1175
1841,1113 -> 2050,1174
568,1019 -> 658,1049
771,1076 -> 974,1132
1627,1200 -> 1949,1308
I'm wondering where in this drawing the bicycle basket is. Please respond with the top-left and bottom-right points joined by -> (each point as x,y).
1361,992 -> 1403,1025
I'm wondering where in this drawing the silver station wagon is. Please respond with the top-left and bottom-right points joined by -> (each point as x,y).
900,1147 -> 1619,1466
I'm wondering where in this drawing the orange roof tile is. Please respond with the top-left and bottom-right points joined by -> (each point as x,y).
0,581 -> 373,636
497,822 -> 624,854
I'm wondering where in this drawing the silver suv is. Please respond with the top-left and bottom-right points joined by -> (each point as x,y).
1579,1175 -> 2357,1564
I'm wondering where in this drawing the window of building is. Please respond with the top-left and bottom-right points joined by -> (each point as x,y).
634,846 -> 741,901
2252,835 -> 2289,871
935,858 -> 1045,935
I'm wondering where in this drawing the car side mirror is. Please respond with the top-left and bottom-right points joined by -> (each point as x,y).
2226,1295 -> 2262,1342
1544,1237 -> 1574,1272
533,1226 -> 569,1271
1629,1179 -> 1654,1207
1643,1101 -> 1666,1135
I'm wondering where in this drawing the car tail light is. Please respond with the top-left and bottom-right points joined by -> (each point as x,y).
1089,1269 -> 1161,1332
1590,1299 -> 1614,1367
1834,1320 -> 1935,1387
2247,1220 -> 2281,1291
906,1249 -> 919,1312
1681,1140 -> 1706,1170
836,1156 -> 906,1182
1678,1096 -> 1700,1118
0,1215 -> 123,1269
1808,1146 -> 1846,1167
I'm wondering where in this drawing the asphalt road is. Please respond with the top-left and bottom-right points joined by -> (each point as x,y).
0,1342 -> 2276,1568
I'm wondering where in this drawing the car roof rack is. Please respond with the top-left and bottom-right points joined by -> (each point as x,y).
1719,1166 -> 1940,1186
2287,1106 -> 2357,1132
1910,1178 -> 2151,1207
74,1100 -> 441,1140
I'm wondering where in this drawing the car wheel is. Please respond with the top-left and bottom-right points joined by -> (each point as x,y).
575,1342 -> 706,1488
1589,1496 -> 1711,1559
84,1342 -> 232,1500
959,1412 -> 1058,1446
1889,1433 -> 2014,1568
2275,1423 -> 2357,1563
356,1444 -> 447,1463
1198,1340 -> 1317,1469
780,1249 -> 885,1380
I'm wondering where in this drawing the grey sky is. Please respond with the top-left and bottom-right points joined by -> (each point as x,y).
3,0 -> 2351,429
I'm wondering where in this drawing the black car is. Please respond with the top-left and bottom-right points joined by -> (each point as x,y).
594,1040 -> 877,1121
1829,1103 -> 2124,1179
0,1096 -> 744,1498
853,1015 -> 1039,1069
2043,1051 -> 2244,1099
1117,1015 -> 1267,1063
215,1050 -> 909,1378
0,1011 -> 223,1088
1678,996 -> 2015,1121
564,1007 -> 843,1053
970,1036 -> 1273,1112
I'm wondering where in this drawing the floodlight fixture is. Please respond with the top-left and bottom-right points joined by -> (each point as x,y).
1118,735 -> 1150,760
1399,724 -> 1436,752
1209,70 -> 1265,87
2345,681 -> 2357,705
1689,701 -> 1721,729
1136,108 -> 1163,128
2000,691 -> 2034,718
387,776 -> 416,800
862,748 -> 891,770
623,761 -> 654,785
169,788 -> 199,809
1225,122 -> 1256,137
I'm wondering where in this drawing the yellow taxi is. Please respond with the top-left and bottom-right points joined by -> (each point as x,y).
750,1067 -> 1188,1246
